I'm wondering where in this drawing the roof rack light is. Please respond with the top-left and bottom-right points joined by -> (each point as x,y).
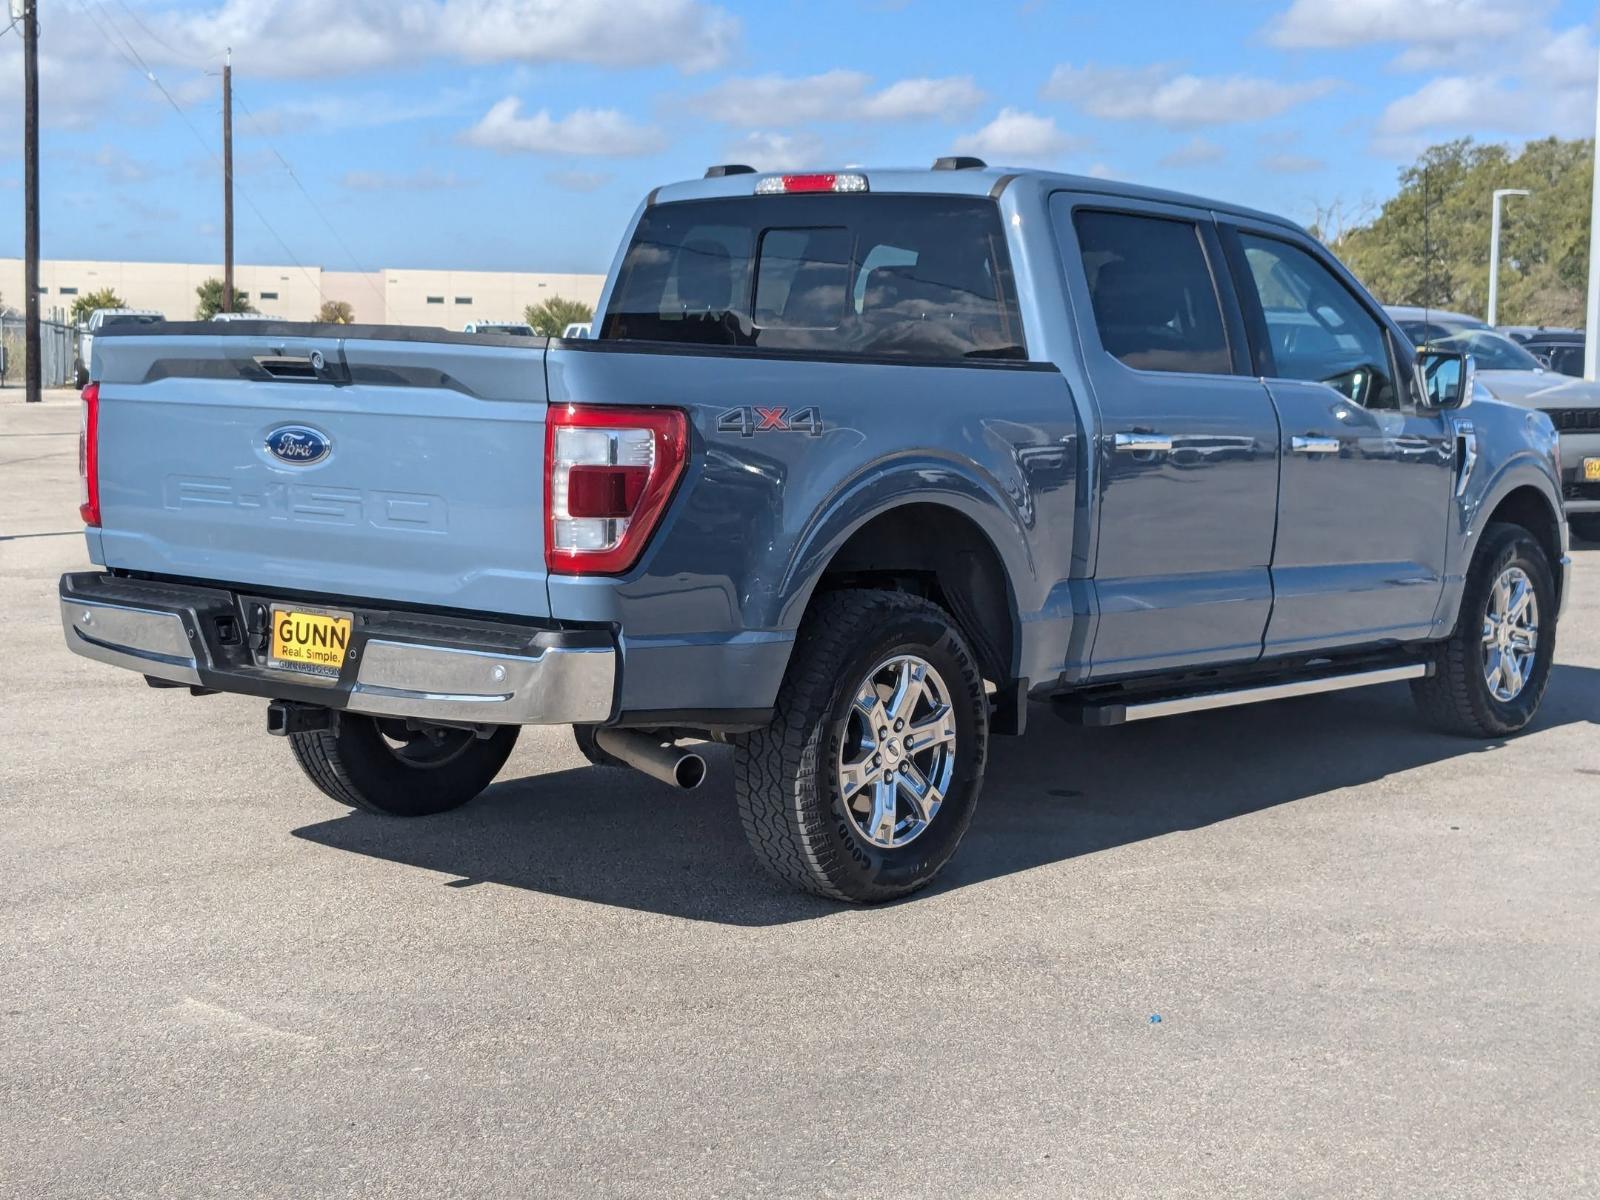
755,172 -> 869,195
933,156 -> 987,171
704,163 -> 756,178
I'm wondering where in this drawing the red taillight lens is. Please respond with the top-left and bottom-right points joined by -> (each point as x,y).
79,382 -> 100,526
781,173 -> 837,193
545,405 -> 686,575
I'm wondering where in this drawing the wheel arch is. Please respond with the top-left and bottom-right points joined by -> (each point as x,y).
1481,483 -> 1566,609
783,493 -> 1026,696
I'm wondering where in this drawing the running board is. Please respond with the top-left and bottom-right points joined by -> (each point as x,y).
1059,663 -> 1432,727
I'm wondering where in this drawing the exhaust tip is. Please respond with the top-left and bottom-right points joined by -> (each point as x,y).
675,753 -> 707,790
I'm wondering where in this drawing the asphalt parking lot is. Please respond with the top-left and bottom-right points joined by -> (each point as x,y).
3,391 -> 1597,1198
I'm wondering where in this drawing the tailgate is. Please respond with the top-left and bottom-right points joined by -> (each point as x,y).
93,326 -> 552,618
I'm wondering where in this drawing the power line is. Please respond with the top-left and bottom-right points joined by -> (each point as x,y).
231,91 -> 389,311
73,0 -> 328,306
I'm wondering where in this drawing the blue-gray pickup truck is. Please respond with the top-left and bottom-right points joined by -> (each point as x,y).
63,159 -> 1571,902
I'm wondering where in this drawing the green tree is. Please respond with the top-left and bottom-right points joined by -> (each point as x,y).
194,278 -> 256,320
317,299 -> 355,324
1330,137 -> 1593,328
524,295 -> 594,336
71,287 -> 125,325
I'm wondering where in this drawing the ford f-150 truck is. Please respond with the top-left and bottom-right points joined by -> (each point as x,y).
63,160 -> 1570,903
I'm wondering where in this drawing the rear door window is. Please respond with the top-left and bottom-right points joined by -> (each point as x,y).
601,194 -> 1025,361
1073,210 -> 1233,375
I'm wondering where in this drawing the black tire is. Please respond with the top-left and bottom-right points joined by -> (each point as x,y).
75,365 -> 89,390
733,589 -> 989,903
572,724 -> 623,768
1411,523 -> 1557,737
1569,514 -> 1600,545
289,714 -> 519,816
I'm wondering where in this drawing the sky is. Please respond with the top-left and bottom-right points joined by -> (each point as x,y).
0,0 -> 1595,277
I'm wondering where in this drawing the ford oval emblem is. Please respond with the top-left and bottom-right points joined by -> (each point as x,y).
265,425 -> 331,465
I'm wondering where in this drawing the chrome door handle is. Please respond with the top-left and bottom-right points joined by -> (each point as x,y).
1291,436 -> 1341,455
1114,432 -> 1173,454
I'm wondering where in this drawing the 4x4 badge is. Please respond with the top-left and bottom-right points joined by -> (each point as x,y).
716,406 -> 824,437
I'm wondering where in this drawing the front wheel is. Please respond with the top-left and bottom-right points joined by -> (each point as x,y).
1411,523 -> 1556,737
289,715 -> 519,816
733,590 -> 989,903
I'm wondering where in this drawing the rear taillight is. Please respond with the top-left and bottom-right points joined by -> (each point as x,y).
79,382 -> 100,527
545,404 -> 686,575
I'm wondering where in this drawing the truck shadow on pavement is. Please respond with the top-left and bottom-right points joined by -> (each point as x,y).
293,665 -> 1599,926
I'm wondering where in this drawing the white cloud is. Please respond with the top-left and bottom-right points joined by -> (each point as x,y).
102,0 -> 740,80
721,131 -> 829,171
1260,153 -> 1325,174
951,108 -> 1082,161
546,169 -> 614,192
1085,162 -> 1119,180
1043,63 -> 1338,127
1159,137 -> 1227,168
689,71 -> 984,126
1372,23 -> 1597,147
341,168 -> 470,191
92,145 -> 152,184
463,99 -> 664,156
859,77 -> 987,120
1266,0 -> 1534,50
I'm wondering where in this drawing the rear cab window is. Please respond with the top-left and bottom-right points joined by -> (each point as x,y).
600,194 -> 1026,362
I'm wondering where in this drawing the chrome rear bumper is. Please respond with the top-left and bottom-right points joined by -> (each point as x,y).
60,574 -> 616,726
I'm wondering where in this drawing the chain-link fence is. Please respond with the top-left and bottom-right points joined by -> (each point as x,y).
0,311 -> 81,390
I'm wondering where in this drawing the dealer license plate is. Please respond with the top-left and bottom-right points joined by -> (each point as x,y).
269,606 -> 353,678
1584,457 -> 1600,482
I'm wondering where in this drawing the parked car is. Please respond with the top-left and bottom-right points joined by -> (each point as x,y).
463,320 -> 536,336
562,321 -> 593,338
64,162 -> 1570,902
1502,326 -> 1585,378
75,308 -> 163,388
1388,306 -> 1600,541
211,312 -> 283,323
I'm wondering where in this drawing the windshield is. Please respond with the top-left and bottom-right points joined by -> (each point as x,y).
602,193 -> 1026,362
474,324 -> 534,336
1398,321 -> 1543,371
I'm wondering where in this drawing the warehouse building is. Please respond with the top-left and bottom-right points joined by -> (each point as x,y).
0,258 -> 606,328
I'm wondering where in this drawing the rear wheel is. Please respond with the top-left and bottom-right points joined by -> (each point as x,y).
1569,514 -> 1600,545
1411,523 -> 1556,737
733,590 -> 988,903
289,715 -> 518,816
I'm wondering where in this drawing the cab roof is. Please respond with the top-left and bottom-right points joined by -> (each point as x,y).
648,163 -> 1306,236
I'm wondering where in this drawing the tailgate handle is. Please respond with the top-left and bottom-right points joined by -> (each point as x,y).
255,354 -> 324,381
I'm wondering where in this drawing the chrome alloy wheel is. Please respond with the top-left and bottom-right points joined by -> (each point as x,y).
835,654 -> 957,849
1482,566 -> 1539,703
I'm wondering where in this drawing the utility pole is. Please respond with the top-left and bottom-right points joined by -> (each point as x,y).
1586,41 -> 1600,380
22,0 -> 41,402
1487,188 -> 1529,328
222,47 -> 233,313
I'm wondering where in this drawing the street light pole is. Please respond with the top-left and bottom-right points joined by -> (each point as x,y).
1586,41 -> 1600,380
1487,188 -> 1529,328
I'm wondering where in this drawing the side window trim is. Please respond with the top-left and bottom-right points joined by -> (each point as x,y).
1069,202 -> 1249,381
1216,222 -> 1276,378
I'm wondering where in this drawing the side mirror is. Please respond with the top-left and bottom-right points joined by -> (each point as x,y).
1414,349 -> 1476,410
